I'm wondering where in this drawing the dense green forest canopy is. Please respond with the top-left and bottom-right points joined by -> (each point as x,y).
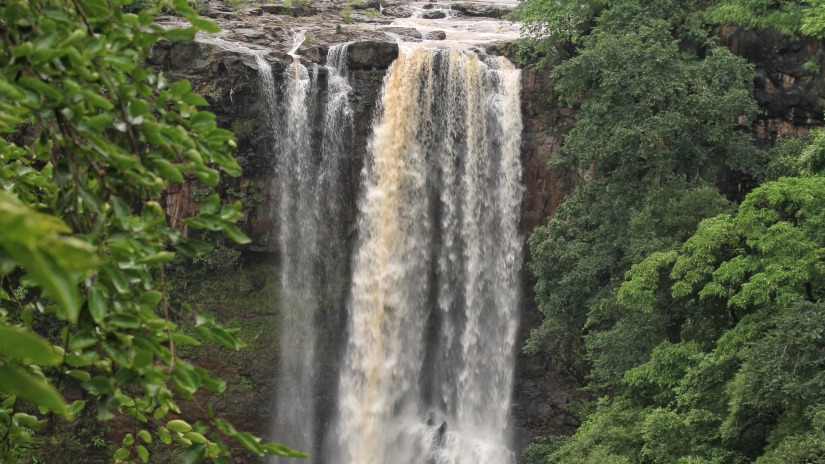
518,0 -> 825,462
0,0 -> 303,462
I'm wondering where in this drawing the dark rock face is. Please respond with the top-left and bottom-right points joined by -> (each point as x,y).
346,40 -> 400,69
716,26 -> 825,144
260,3 -> 317,16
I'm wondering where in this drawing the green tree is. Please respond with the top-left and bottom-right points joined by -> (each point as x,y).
525,0 -> 757,392
0,0 -> 303,461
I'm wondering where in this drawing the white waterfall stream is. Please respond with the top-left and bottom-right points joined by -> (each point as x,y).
257,41 -> 354,462
328,44 -> 523,464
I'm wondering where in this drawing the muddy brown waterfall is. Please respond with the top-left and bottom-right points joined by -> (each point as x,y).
327,45 -> 523,464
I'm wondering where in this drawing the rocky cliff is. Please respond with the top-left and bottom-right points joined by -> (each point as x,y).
145,3 -> 825,461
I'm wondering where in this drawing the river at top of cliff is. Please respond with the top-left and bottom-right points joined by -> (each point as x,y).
159,0 -> 520,63
385,0 -> 519,46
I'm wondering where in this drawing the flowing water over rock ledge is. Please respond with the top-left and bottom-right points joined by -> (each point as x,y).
152,3 -> 550,462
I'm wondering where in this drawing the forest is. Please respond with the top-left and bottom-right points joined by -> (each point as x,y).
0,0 -> 824,462
518,0 -> 825,462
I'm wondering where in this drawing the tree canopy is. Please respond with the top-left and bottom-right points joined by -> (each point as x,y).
519,0 -> 825,461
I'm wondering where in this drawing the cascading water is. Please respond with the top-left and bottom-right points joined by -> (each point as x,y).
328,44 -> 523,464
257,40 -> 354,462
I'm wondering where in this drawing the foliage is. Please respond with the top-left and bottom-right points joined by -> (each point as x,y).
535,161 -> 825,460
0,0 -> 302,462
341,4 -> 353,24
702,0 -> 808,36
520,0 -> 825,460
230,119 -> 255,137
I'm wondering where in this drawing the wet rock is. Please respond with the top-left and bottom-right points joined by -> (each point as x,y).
260,4 -> 291,14
347,40 -> 399,69
292,5 -> 317,16
381,5 -> 412,17
451,2 -> 512,18
422,10 -> 447,19
205,8 -> 235,19
350,12 -> 395,24
349,0 -> 382,9
423,30 -> 447,40
232,28 -> 268,41
244,7 -> 263,15
381,26 -> 423,41
260,3 -> 317,16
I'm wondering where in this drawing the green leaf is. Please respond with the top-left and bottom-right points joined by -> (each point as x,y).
68,399 -> 87,415
209,326 -> 246,350
167,419 -> 193,433
0,324 -> 61,365
5,246 -> 82,323
181,443 -> 206,464
138,290 -> 164,307
169,80 -> 192,98
158,427 -> 172,445
137,252 -> 176,266
70,329 -> 97,350
113,447 -> 130,461
67,369 -> 91,382
137,429 -> 152,443
194,167 -> 220,186
262,442 -> 309,458
150,158 -> 184,183
136,444 -> 149,463
223,223 -> 251,245
85,114 -> 113,130
14,412 -> 43,430
172,332 -> 201,346
199,194 -> 221,215
87,287 -> 107,323
184,431 -> 208,444
0,365 -> 68,416
103,264 -> 129,295
0,80 -> 25,101
234,431 -> 263,455
176,238 -> 212,258
18,76 -> 62,100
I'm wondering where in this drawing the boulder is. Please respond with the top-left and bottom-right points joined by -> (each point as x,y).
381,6 -> 412,17
381,26 -> 423,40
422,10 -> 447,19
423,30 -> 447,40
451,2 -> 512,18
231,28 -> 269,41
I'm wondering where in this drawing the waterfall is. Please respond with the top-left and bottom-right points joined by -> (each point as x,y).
257,42 -> 353,462
329,45 -> 523,464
